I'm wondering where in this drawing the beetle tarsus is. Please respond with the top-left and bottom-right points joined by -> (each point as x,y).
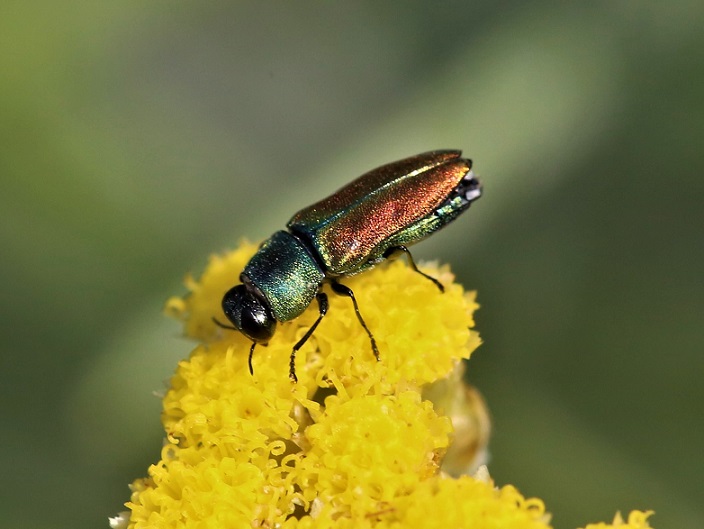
289,292 -> 329,382
383,245 -> 445,293
289,359 -> 298,383
329,280 -> 380,361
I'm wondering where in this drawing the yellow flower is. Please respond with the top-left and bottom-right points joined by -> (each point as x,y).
118,242 -> 655,529
580,511 -> 655,529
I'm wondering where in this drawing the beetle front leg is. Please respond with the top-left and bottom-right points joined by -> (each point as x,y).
212,318 -> 259,377
383,245 -> 444,293
289,292 -> 329,383
247,342 -> 257,376
329,280 -> 380,362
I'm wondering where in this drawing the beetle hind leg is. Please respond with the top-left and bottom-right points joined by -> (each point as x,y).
383,246 -> 445,293
329,280 -> 380,361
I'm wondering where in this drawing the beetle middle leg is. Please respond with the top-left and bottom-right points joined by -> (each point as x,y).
383,245 -> 444,292
329,280 -> 380,362
289,292 -> 329,383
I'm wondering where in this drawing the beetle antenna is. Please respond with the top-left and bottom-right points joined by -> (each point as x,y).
212,317 -> 238,330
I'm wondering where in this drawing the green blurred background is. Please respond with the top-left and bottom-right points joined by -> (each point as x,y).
2,2 -> 702,528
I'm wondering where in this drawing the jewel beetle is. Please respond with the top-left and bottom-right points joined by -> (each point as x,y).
215,150 -> 482,381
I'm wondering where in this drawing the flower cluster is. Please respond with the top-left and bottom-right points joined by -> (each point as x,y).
115,241 -> 654,529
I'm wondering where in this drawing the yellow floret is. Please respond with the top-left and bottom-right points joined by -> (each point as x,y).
580,511 -> 655,529
165,241 -> 479,389
122,242 -> 656,529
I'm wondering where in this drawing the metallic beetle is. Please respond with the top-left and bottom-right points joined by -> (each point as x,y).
217,150 -> 482,381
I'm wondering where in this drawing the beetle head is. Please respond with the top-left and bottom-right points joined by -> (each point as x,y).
221,284 -> 277,343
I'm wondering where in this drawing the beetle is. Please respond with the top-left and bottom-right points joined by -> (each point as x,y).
215,150 -> 482,381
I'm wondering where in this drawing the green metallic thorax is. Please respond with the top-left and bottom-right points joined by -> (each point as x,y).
242,231 -> 325,322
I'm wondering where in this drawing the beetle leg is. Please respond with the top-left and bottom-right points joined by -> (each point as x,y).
212,317 -> 259,377
383,245 -> 445,293
329,280 -> 380,362
213,318 -> 260,378
247,342 -> 257,375
289,292 -> 329,383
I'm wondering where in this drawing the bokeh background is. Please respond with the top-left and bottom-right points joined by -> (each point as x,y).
2,2 -> 702,528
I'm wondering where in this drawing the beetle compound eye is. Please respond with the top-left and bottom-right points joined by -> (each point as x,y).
222,285 -> 276,342
222,285 -> 247,328
240,300 -> 276,343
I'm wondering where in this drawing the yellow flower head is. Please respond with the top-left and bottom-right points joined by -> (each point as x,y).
118,241 -> 655,529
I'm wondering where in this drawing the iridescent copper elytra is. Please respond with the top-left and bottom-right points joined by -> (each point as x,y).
214,150 -> 482,381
